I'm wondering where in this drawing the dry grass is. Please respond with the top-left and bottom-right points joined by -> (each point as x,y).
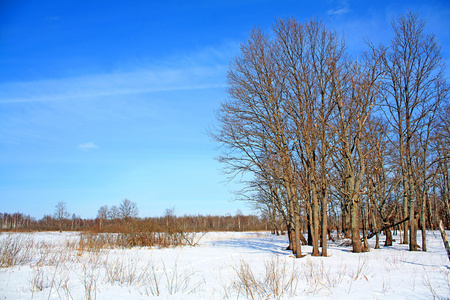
104,255 -> 143,286
140,262 -> 162,296
232,257 -> 300,299
76,231 -> 205,252
301,258 -> 346,295
422,267 -> 450,300
231,255 -> 375,298
161,259 -> 203,295
0,234 -> 34,267
29,266 -> 47,294
79,252 -> 102,300
77,233 -> 110,252
349,255 -> 370,280
1,231 -> 206,298
3,231 -> 448,299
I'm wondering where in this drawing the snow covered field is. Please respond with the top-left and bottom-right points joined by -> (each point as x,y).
1,230 -> 449,299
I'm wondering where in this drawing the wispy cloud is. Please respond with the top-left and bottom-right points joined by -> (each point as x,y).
0,43 -> 235,104
0,66 -> 226,104
327,7 -> 350,15
327,0 -> 350,16
78,142 -> 98,151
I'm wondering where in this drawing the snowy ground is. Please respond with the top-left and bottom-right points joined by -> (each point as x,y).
1,230 -> 449,299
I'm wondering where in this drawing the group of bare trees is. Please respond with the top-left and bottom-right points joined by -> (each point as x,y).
0,212 -> 32,229
97,199 -> 139,229
0,199 -> 139,231
0,210 -> 268,233
213,12 -> 449,256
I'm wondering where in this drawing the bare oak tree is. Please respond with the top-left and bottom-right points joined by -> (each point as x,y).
108,205 -> 120,219
214,12 -> 447,256
97,205 -> 109,230
54,201 -> 70,231
119,199 -> 139,221
382,11 -> 447,251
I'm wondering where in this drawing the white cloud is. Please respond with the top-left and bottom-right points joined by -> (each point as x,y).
78,142 -> 98,151
327,0 -> 350,15
327,7 -> 350,15
0,66 -> 226,104
0,43 -> 235,104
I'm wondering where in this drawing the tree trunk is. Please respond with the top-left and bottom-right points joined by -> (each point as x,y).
299,231 -> 307,245
385,229 -> 393,246
366,217 -> 409,240
307,213 -> 313,246
286,223 -> 293,251
402,178 -> 409,244
409,195 -> 418,251
312,188 -> 320,256
291,219 -> 298,255
342,204 -> 351,238
295,213 -> 303,258
421,192 -> 427,252
372,206 -> 379,249
439,220 -> 450,262
351,199 -> 363,253
362,227 -> 369,251
443,168 -> 450,224
321,187 -> 328,256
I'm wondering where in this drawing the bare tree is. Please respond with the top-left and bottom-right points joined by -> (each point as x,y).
382,11 -> 447,251
437,103 -> 450,223
274,18 -> 343,256
214,23 -> 304,257
97,205 -> 109,230
213,12 -> 447,256
365,118 -> 402,247
97,205 -> 109,219
54,201 -> 70,231
119,199 -> 138,221
108,205 -> 120,220
328,45 -> 384,252
164,207 -> 176,232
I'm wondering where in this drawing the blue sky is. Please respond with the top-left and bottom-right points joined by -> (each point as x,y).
1,0 -> 449,219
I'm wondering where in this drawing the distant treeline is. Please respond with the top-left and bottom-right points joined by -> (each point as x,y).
0,211 -> 269,233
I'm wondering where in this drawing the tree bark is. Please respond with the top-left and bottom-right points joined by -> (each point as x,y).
321,187 -> 328,256
366,217 -> 409,240
342,204 -> 351,238
295,213 -> 304,258
402,178 -> 409,244
351,198 -> 363,253
311,187 -> 320,256
385,229 -> 393,246
439,220 -> 450,262
421,192 -> 427,252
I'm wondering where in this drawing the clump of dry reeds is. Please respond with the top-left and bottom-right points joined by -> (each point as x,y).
232,257 -> 300,299
0,234 -> 34,267
76,230 -> 205,252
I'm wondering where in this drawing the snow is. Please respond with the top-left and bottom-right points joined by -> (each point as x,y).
1,230 -> 449,299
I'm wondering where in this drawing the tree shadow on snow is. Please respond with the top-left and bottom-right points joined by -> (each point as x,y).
213,237 -> 291,256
